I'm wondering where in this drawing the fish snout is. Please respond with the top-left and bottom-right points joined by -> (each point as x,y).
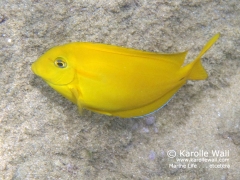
31,62 -> 38,75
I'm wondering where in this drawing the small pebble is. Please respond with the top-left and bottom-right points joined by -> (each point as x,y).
142,127 -> 149,133
149,150 -> 156,160
145,116 -> 155,125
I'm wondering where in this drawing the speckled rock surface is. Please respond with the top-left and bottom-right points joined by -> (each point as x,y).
1,0 -> 240,179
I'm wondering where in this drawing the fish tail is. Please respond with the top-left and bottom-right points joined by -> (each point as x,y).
187,33 -> 220,80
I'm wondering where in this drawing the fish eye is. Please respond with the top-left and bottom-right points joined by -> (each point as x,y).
54,58 -> 67,68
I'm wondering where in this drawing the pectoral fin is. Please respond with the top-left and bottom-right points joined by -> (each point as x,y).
70,87 -> 83,115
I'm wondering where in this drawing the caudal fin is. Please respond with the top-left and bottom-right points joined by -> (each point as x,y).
188,33 -> 220,80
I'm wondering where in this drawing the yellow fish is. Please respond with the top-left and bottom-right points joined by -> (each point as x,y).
31,33 -> 220,118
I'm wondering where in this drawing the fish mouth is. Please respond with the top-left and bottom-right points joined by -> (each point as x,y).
31,62 -> 39,76
31,62 -> 47,82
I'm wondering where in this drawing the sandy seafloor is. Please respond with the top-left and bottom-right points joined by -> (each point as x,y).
0,0 -> 240,179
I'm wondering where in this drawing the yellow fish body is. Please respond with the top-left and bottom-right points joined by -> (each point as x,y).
31,33 -> 220,118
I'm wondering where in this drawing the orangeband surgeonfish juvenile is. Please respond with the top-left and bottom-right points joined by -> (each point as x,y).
31,33 -> 220,118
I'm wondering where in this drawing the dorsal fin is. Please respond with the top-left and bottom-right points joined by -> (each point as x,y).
151,51 -> 188,67
76,42 -> 188,68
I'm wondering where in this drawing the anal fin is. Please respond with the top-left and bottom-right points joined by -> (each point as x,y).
111,83 -> 184,118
